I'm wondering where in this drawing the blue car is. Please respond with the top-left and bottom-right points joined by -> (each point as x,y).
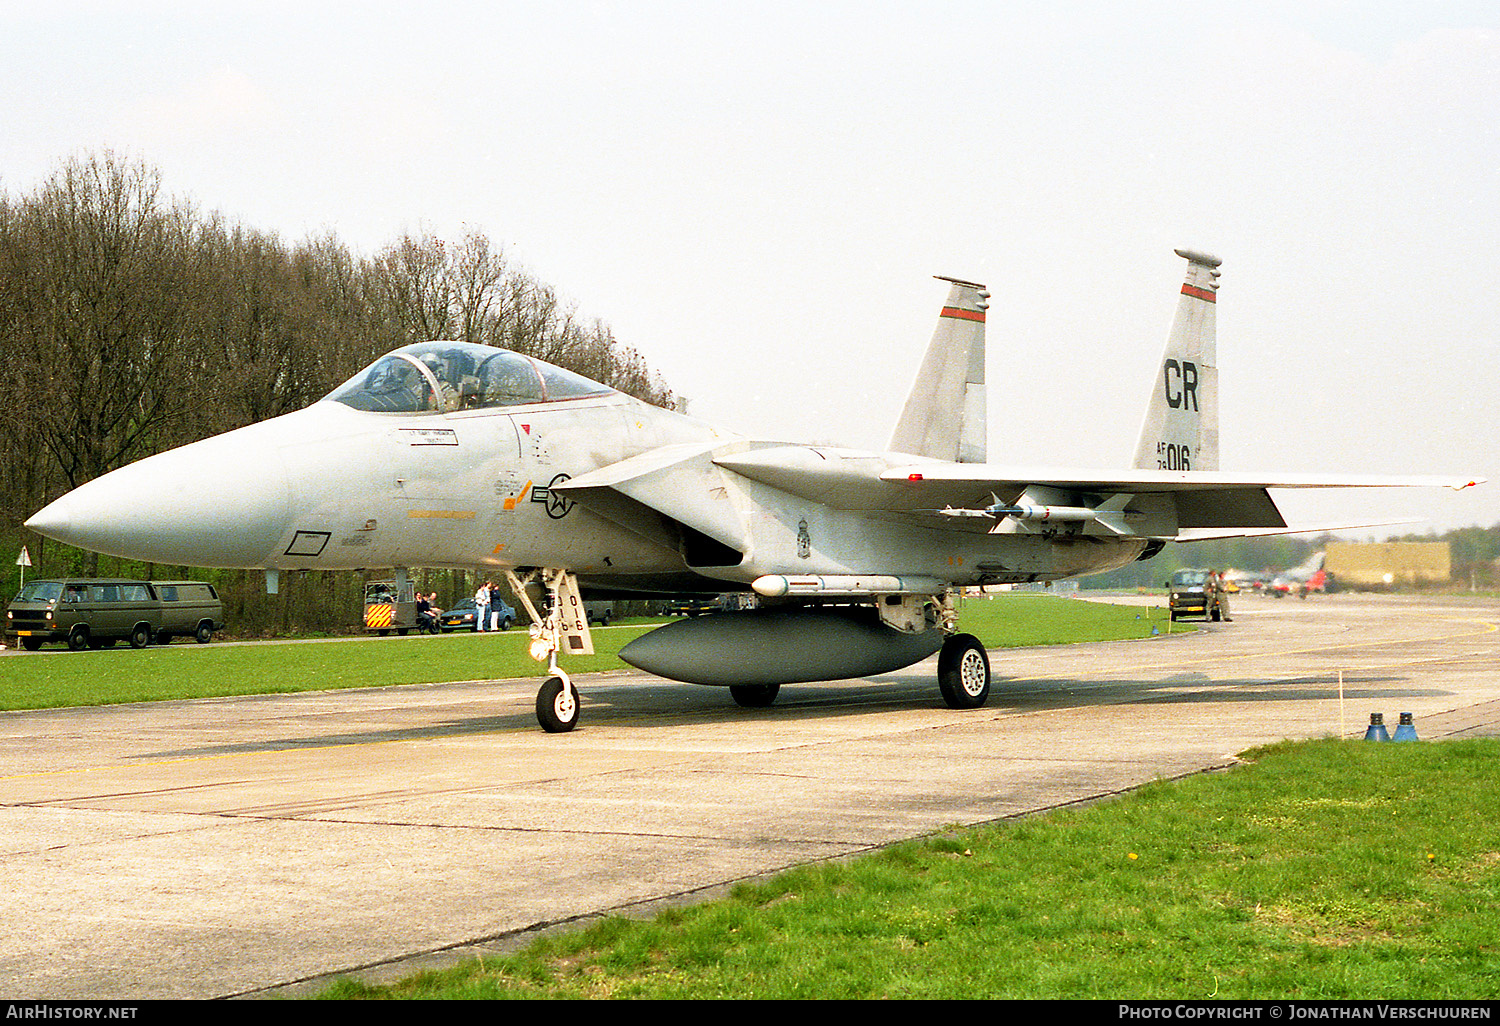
439,597 -> 516,632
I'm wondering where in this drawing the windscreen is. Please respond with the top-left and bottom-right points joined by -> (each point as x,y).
326,342 -> 613,413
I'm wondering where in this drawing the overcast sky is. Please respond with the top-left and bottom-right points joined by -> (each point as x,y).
5,1 -> 1496,534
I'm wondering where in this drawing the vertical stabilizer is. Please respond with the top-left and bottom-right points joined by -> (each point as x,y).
1132,249 -> 1221,472
888,277 -> 989,462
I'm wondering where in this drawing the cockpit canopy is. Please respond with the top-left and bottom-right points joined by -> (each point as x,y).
325,341 -> 614,414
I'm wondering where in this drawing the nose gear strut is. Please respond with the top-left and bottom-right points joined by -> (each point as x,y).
505,569 -> 594,732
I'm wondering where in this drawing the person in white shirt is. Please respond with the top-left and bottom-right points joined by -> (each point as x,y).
474,581 -> 491,632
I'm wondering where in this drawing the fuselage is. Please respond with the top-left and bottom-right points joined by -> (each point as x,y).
26,341 -> 1148,591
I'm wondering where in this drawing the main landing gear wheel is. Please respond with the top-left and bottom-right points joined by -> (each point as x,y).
938,633 -> 991,709
536,674 -> 580,733
729,683 -> 780,708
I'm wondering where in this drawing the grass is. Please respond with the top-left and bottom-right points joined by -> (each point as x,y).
957,591 -> 1180,646
0,624 -> 653,710
318,737 -> 1500,1000
0,594 -> 1179,711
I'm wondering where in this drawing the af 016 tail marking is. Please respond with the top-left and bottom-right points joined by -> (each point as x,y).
888,277 -> 990,464
1132,249 -> 1221,473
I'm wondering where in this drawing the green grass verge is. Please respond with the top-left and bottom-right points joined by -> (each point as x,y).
0,594 -> 1179,711
319,737 -> 1500,1000
0,625 -> 654,711
957,592 -> 1180,647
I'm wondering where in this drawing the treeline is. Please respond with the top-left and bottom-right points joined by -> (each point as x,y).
0,152 -> 673,634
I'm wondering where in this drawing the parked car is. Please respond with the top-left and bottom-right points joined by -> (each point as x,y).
584,601 -> 613,627
440,597 -> 515,632
7,579 -> 161,651
151,580 -> 224,644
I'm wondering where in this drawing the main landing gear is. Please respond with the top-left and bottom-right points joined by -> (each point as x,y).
729,683 -> 780,707
937,632 -> 991,709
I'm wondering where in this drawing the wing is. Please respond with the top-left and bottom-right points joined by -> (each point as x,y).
900,463 -> 1480,537
715,444 -> 1480,538
563,440 -> 1481,548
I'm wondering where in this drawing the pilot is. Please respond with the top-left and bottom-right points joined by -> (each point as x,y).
420,353 -> 460,412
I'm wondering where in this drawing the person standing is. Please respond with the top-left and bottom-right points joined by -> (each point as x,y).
489,580 -> 505,631
474,580 -> 491,632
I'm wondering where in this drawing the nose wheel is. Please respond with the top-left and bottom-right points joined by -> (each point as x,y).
536,672 -> 580,733
507,569 -> 593,733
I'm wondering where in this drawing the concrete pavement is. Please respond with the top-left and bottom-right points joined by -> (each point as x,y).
0,593 -> 1496,998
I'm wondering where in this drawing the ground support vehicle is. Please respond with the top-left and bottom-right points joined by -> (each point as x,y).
663,595 -> 723,618
1167,569 -> 1232,622
363,579 -> 437,635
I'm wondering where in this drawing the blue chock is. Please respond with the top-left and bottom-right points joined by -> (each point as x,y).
1393,712 -> 1419,742
1363,712 -> 1391,742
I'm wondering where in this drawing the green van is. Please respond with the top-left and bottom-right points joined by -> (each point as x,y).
6,578 -> 222,651
151,580 -> 224,645
7,579 -> 160,650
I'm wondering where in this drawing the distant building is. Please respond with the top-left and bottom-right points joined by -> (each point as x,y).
1325,542 -> 1451,589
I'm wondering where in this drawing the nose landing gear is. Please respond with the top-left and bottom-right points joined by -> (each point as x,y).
535,672 -> 579,733
505,569 -> 593,733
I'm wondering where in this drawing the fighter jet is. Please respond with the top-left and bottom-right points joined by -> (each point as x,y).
25,249 -> 1481,731
1266,551 -> 1330,598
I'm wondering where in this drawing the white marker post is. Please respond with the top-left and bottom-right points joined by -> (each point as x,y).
1339,669 -> 1345,739
15,546 -> 31,591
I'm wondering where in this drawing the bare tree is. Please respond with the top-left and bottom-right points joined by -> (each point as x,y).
374,229 -> 455,341
450,228 -> 509,344
0,151 -> 677,607
1,153 -> 196,492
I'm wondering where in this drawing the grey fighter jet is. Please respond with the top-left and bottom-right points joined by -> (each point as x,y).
25,249 -> 1481,731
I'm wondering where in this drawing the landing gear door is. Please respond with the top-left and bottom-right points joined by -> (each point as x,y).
551,570 -> 595,657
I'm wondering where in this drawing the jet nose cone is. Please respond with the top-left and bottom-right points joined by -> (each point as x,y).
26,430 -> 295,567
23,497 -> 71,539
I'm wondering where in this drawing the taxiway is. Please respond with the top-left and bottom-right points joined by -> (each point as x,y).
1,594 -> 1496,998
